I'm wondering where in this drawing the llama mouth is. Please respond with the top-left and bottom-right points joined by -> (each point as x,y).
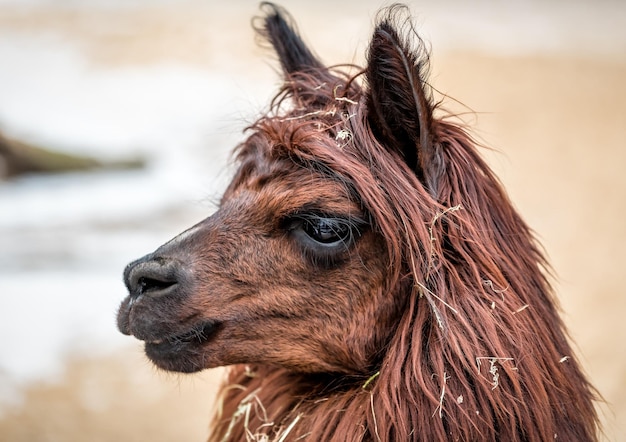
141,319 -> 223,373
143,320 -> 220,350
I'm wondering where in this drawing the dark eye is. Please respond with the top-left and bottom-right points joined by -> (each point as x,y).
302,218 -> 352,245
285,213 -> 363,255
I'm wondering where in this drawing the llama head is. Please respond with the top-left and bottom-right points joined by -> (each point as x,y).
118,4 -> 534,381
117,4 -> 443,375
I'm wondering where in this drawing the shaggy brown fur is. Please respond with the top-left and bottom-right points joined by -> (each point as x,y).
118,3 -> 599,441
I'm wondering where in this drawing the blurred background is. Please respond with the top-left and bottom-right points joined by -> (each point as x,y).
0,0 -> 624,440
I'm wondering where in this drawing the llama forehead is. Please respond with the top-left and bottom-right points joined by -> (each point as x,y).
225,134 -> 363,220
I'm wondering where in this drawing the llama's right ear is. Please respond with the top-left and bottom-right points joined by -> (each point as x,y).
256,2 -> 324,77
365,10 -> 443,197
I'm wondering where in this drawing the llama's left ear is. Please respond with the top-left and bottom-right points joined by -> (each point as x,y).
366,12 -> 442,196
257,2 -> 324,76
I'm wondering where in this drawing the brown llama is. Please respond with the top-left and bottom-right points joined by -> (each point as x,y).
117,3 -> 599,440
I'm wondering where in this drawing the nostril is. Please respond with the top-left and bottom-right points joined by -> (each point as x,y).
124,256 -> 181,299
137,276 -> 177,296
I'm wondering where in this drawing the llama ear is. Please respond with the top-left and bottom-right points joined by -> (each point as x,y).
256,2 -> 324,76
366,13 -> 442,196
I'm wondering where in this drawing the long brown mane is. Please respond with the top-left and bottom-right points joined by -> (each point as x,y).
208,5 -> 598,441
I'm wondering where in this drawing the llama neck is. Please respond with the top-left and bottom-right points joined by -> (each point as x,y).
209,364 -> 379,441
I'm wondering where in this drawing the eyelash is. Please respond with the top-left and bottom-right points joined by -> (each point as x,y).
284,213 -> 365,267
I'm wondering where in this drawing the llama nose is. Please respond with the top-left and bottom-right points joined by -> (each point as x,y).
124,256 -> 181,299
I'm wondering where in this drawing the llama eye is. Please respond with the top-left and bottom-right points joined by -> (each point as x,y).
286,214 -> 361,253
302,218 -> 351,245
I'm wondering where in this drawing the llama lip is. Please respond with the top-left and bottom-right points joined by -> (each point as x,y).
143,320 -> 219,349
145,339 -> 164,345
143,320 -> 221,373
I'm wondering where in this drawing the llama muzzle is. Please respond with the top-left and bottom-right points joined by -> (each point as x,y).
124,255 -> 181,299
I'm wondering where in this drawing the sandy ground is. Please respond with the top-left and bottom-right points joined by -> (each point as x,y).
0,347 -> 225,442
0,1 -> 625,441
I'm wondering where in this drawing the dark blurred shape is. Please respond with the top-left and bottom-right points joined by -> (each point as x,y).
0,131 -> 145,179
